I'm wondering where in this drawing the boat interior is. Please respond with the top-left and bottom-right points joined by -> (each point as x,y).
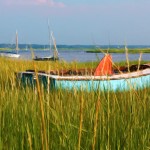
25,64 -> 150,76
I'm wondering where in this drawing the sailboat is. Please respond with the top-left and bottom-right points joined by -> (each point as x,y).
34,31 -> 59,61
34,21 -> 59,61
0,31 -> 20,58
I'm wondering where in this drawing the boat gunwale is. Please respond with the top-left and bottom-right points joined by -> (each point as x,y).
18,68 -> 150,81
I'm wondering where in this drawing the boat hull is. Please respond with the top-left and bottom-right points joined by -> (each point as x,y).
51,75 -> 150,91
0,52 -> 20,58
33,56 -> 59,61
16,68 -> 150,91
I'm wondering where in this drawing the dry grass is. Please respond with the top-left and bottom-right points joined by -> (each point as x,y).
0,57 -> 150,149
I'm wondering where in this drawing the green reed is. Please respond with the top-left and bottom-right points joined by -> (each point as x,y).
0,57 -> 150,149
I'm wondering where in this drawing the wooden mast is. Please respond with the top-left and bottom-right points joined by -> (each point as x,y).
51,32 -> 59,60
16,30 -> 19,53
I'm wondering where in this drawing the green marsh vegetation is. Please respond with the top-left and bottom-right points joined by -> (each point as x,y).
86,48 -> 150,54
0,57 -> 150,149
1,46 -> 150,53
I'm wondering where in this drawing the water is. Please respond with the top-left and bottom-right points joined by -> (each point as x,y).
19,49 -> 150,62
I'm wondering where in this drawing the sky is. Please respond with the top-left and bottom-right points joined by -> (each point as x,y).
0,0 -> 150,45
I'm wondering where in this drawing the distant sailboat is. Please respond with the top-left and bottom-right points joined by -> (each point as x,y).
0,31 -> 20,58
34,32 -> 59,61
34,21 -> 59,61
26,45 -> 28,51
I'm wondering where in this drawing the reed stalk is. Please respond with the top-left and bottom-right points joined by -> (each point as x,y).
92,99 -> 100,150
33,62 -> 48,150
30,47 -> 49,150
107,89 -> 110,150
27,124 -> 32,150
77,93 -> 84,150
137,53 -> 143,71
125,45 -> 130,72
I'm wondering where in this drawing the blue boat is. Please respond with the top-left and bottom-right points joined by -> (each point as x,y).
16,66 -> 150,92
48,68 -> 150,91
16,54 -> 150,91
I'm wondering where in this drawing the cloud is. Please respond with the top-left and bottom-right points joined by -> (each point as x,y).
4,0 -> 65,8
47,0 -> 65,7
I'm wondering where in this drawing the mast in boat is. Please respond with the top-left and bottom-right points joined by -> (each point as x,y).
26,45 -> 28,51
16,30 -> 19,53
51,32 -> 59,59
48,19 -> 52,55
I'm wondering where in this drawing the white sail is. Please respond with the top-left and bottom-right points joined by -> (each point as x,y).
0,30 -> 20,58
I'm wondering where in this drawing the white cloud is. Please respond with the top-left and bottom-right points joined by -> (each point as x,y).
4,0 -> 65,8
47,0 -> 65,7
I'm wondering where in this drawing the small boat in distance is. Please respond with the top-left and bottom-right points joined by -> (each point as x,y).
34,22 -> 59,62
34,32 -> 59,61
16,54 -> 150,92
0,31 -> 20,58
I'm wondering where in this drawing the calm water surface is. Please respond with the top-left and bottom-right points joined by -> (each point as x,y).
19,49 -> 150,62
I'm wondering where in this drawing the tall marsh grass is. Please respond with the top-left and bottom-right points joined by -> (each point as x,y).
0,57 -> 150,149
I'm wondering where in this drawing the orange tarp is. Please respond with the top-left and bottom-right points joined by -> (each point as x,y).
94,54 -> 113,76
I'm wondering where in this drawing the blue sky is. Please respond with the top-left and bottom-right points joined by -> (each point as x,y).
0,0 -> 150,45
